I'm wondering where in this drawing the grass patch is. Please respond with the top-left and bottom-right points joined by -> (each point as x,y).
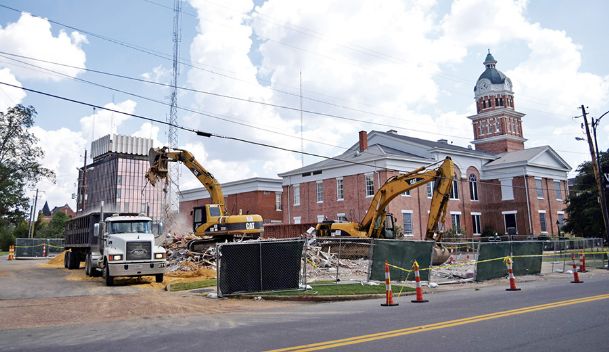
0,251 -> 8,256
256,283 -> 414,297
169,279 -> 216,292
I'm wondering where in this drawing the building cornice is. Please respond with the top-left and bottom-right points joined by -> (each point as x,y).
467,108 -> 525,121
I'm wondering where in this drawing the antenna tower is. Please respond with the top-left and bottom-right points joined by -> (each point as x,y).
167,0 -> 182,213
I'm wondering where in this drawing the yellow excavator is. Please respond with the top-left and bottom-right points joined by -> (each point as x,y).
315,157 -> 455,264
146,147 -> 264,251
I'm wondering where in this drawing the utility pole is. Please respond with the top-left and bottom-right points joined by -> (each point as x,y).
580,105 -> 609,242
28,189 -> 39,238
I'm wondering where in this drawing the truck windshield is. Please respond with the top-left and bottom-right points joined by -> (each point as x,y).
109,221 -> 152,234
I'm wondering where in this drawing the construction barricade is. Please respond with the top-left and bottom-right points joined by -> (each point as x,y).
14,238 -> 64,259
369,239 -> 434,282
476,241 -> 542,281
216,239 -> 304,297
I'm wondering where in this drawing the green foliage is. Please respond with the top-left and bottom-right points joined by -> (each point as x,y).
481,226 -> 497,237
45,212 -> 69,238
0,105 -> 54,224
564,149 -> 609,237
0,225 -> 15,251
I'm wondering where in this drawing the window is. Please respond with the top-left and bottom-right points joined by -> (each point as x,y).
365,174 -> 374,197
450,176 -> 459,199
450,212 -> 461,234
336,178 -> 344,201
402,211 -> 413,236
116,189 -> 121,200
503,211 -> 517,235
117,175 -> 122,185
535,178 -> 543,198
472,213 -> 481,235
554,181 -> 562,200
469,174 -> 478,201
293,216 -> 301,224
317,214 -> 325,222
557,212 -> 565,228
403,190 -> 411,196
500,178 -> 514,200
316,181 -> 324,203
337,213 -> 347,222
293,184 -> 300,206
539,211 -> 547,233
426,181 -> 434,198
275,192 -> 282,211
123,202 -> 129,213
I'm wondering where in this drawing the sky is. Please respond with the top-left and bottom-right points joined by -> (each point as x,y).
0,0 -> 608,215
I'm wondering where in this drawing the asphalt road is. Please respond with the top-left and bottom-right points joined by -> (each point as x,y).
2,257 -> 609,351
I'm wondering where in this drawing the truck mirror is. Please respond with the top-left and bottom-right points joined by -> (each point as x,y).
155,222 -> 164,238
94,223 -> 100,237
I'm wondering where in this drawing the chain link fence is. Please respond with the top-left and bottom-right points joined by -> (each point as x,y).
216,239 -> 304,297
14,238 -> 64,258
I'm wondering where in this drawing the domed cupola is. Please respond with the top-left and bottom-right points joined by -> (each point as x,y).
467,51 -> 526,154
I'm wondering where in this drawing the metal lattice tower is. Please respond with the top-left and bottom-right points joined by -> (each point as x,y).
166,0 -> 182,213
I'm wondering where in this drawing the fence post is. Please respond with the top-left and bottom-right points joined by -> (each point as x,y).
336,237 -> 341,282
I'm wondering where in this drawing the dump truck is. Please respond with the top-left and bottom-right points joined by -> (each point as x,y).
63,204 -> 166,286
315,157 -> 455,264
145,147 -> 264,251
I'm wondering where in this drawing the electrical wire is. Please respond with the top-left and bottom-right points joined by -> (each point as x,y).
0,80 -> 576,193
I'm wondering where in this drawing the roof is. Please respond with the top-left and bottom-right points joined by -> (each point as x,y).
485,146 -> 571,170
279,130 -> 495,177
477,67 -> 507,85
373,130 -> 495,157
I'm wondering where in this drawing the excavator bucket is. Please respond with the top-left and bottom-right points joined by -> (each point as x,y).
145,147 -> 169,186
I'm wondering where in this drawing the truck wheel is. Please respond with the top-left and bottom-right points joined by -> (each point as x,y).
155,274 -> 164,283
104,264 -> 114,286
68,252 -> 79,269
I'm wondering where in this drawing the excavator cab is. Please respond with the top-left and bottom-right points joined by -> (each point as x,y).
383,213 -> 396,239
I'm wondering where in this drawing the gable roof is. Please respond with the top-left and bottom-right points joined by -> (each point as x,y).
484,146 -> 571,171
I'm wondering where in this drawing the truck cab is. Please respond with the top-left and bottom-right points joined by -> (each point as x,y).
89,214 -> 166,286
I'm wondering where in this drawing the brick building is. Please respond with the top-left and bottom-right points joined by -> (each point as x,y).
278,52 -> 571,239
179,177 -> 283,231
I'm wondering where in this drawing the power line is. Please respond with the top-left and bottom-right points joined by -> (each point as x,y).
0,80 -> 577,193
0,3 -> 567,124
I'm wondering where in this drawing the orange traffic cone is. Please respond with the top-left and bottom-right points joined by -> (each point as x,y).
579,252 -> 587,273
411,260 -> 428,303
504,257 -> 521,291
381,261 -> 399,307
42,242 -> 47,257
8,245 -> 15,261
571,254 -> 583,284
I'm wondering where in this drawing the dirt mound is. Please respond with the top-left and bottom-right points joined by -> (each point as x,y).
166,261 -> 216,279
44,252 -> 65,267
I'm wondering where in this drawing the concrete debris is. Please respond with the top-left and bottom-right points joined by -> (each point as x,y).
162,233 -> 216,275
428,282 -> 438,288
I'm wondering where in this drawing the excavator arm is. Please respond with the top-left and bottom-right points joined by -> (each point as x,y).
360,157 -> 454,238
146,147 -> 226,215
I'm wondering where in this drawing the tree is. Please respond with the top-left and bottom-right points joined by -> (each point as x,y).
564,149 -> 609,237
36,212 -> 69,238
0,105 -> 54,224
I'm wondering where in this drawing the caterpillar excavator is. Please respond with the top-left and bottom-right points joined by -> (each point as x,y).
315,156 -> 455,264
145,147 -> 264,252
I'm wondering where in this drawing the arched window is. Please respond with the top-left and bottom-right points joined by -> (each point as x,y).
450,176 -> 459,200
469,174 -> 478,201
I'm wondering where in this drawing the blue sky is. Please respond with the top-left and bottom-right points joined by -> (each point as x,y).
0,0 -> 608,213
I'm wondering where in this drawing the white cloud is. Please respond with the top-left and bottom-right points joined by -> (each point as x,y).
30,126 -> 87,212
0,68 -> 25,111
132,122 -> 163,147
79,100 -> 137,146
0,12 -> 87,81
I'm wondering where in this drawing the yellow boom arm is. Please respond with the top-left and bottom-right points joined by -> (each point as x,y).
146,147 -> 226,215
359,157 -> 454,239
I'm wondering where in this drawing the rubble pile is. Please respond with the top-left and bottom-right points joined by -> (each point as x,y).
305,242 -> 370,282
163,234 -> 217,277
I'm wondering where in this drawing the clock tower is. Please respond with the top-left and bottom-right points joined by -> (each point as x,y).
467,51 -> 526,154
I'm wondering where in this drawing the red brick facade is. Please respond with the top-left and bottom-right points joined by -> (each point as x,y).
282,172 -> 568,239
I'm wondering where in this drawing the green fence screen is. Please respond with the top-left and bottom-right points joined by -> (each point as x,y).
370,240 -> 434,282
476,241 -> 543,281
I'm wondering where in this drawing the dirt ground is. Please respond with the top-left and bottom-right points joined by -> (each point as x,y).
0,255 -> 294,331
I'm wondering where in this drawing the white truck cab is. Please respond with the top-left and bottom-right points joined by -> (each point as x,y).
88,214 -> 166,286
